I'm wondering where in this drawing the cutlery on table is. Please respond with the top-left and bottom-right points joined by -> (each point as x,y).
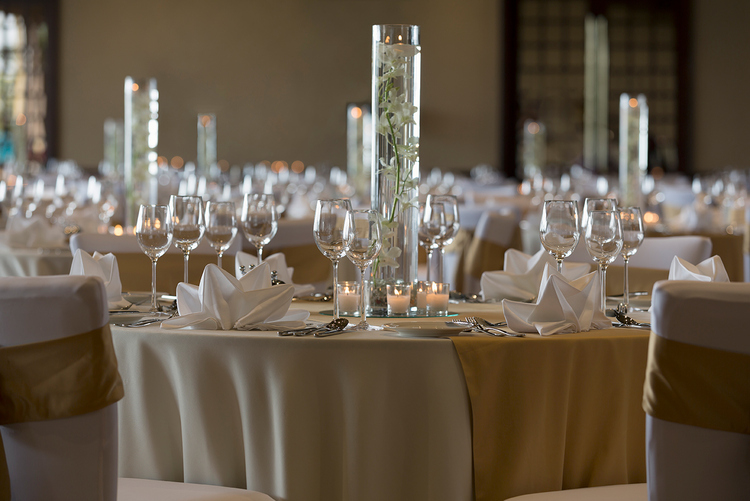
612,304 -> 651,329
279,317 -> 348,337
465,317 -> 526,337
314,318 -> 350,337
115,312 -> 176,328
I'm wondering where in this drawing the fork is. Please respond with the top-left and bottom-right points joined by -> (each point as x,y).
466,317 -> 526,337
115,312 -> 176,328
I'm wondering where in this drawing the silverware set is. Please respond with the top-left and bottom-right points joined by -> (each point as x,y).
453,317 -> 526,337
278,318 -> 350,337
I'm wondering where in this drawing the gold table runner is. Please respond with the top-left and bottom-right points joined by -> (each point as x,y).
451,330 -> 649,501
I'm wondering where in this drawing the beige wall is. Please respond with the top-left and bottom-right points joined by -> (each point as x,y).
691,0 -> 750,172
59,0 -> 501,171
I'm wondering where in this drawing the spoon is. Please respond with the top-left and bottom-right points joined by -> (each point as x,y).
314,318 -> 350,337
613,303 -> 651,328
278,317 -> 347,337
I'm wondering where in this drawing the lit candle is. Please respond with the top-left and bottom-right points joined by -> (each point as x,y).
337,282 -> 360,314
387,283 -> 412,316
415,280 -> 430,311
426,282 -> 449,314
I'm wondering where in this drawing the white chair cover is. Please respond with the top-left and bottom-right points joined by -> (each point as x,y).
0,275 -> 276,501
463,210 -> 520,294
567,235 -> 712,270
648,280 -> 750,501
0,275 -> 117,501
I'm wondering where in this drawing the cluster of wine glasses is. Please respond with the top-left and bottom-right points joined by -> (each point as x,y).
418,194 -> 460,282
539,198 -> 644,312
134,193 -> 280,311
313,199 -> 383,330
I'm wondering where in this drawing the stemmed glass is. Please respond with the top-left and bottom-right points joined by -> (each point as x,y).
204,201 -> 238,269
136,204 -> 174,315
585,210 -> 623,312
540,200 -> 580,273
581,198 -> 618,231
618,207 -> 645,313
313,199 -> 353,319
343,209 -> 382,331
433,195 -> 460,284
241,193 -> 278,263
419,199 -> 446,281
169,195 -> 205,284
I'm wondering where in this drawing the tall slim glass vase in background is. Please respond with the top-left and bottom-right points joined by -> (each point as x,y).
197,114 -> 217,180
618,93 -> 648,209
124,77 -> 158,230
370,24 -> 421,315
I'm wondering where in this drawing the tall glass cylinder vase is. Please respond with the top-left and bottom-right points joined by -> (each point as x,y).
124,77 -> 158,230
370,24 -> 421,315
618,93 -> 648,209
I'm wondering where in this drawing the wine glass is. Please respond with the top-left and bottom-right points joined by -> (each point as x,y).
343,209 -> 382,331
585,210 -> 623,312
313,199 -> 353,319
581,198 -> 618,231
540,200 -> 580,273
169,195 -> 205,284
419,199 -> 446,281
433,195 -> 460,284
618,207 -> 645,313
136,204 -> 174,315
205,201 -> 238,269
241,193 -> 278,263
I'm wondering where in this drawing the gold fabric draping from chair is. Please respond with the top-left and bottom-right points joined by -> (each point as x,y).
643,332 -> 750,435
450,331 -> 649,501
0,325 -> 124,501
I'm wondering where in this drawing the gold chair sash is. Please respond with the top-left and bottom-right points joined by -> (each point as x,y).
0,324 -> 124,500
643,332 -> 750,435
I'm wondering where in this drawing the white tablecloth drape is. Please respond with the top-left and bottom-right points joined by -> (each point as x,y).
113,325 -> 473,501
0,233 -> 72,277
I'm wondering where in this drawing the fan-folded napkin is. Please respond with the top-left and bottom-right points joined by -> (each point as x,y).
503,264 -> 611,336
5,215 -> 66,249
481,248 -> 590,302
69,249 -> 130,309
162,262 -> 309,330
235,251 -> 316,296
669,255 -> 729,282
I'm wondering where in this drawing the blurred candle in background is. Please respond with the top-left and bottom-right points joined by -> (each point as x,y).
197,113 -> 217,180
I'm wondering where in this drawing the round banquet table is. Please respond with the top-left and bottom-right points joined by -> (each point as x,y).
112,301 -> 650,501
0,232 -> 73,277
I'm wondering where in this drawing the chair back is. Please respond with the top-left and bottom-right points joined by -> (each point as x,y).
568,235 -> 712,270
462,210 -> 521,294
646,280 -> 750,500
0,275 -> 117,501
70,233 -> 241,292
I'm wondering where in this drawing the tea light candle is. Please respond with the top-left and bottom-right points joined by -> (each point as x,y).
415,281 -> 430,310
337,282 -> 360,314
426,282 -> 449,313
387,283 -> 412,315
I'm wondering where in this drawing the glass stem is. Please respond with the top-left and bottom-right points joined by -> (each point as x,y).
623,256 -> 630,312
426,249 -> 433,281
599,264 -> 607,312
332,259 -> 340,319
217,251 -> 223,269
257,245 -> 264,263
556,258 -> 564,274
151,258 -> 158,312
358,266 -> 367,326
183,251 -> 190,284
437,247 -> 445,283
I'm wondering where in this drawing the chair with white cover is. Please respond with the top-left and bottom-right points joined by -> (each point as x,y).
461,210 -> 521,294
645,280 -> 750,500
0,274 -> 273,501
70,232 -> 241,292
567,235 -> 712,270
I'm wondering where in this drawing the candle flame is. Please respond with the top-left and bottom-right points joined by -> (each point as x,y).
350,106 -> 362,119
629,98 -> 638,108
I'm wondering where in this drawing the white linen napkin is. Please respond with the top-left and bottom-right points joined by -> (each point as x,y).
5,215 -> 66,249
502,263 -> 611,336
162,262 -> 309,330
481,248 -> 590,302
235,251 -> 316,297
668,255 -> 730,282
69,249 -> 130,309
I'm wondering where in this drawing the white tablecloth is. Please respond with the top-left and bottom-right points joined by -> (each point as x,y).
113,311 -> 473,501
0,232 -> 72,277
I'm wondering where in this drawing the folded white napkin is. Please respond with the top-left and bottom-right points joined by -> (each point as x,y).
503,263 -> 612,336
481,248 -> 590,302
69,249 -> 130,309
669,255 -> 730,282
5,215 -> 66,249
162,263 -> 309,330
235,251 -> 316,297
